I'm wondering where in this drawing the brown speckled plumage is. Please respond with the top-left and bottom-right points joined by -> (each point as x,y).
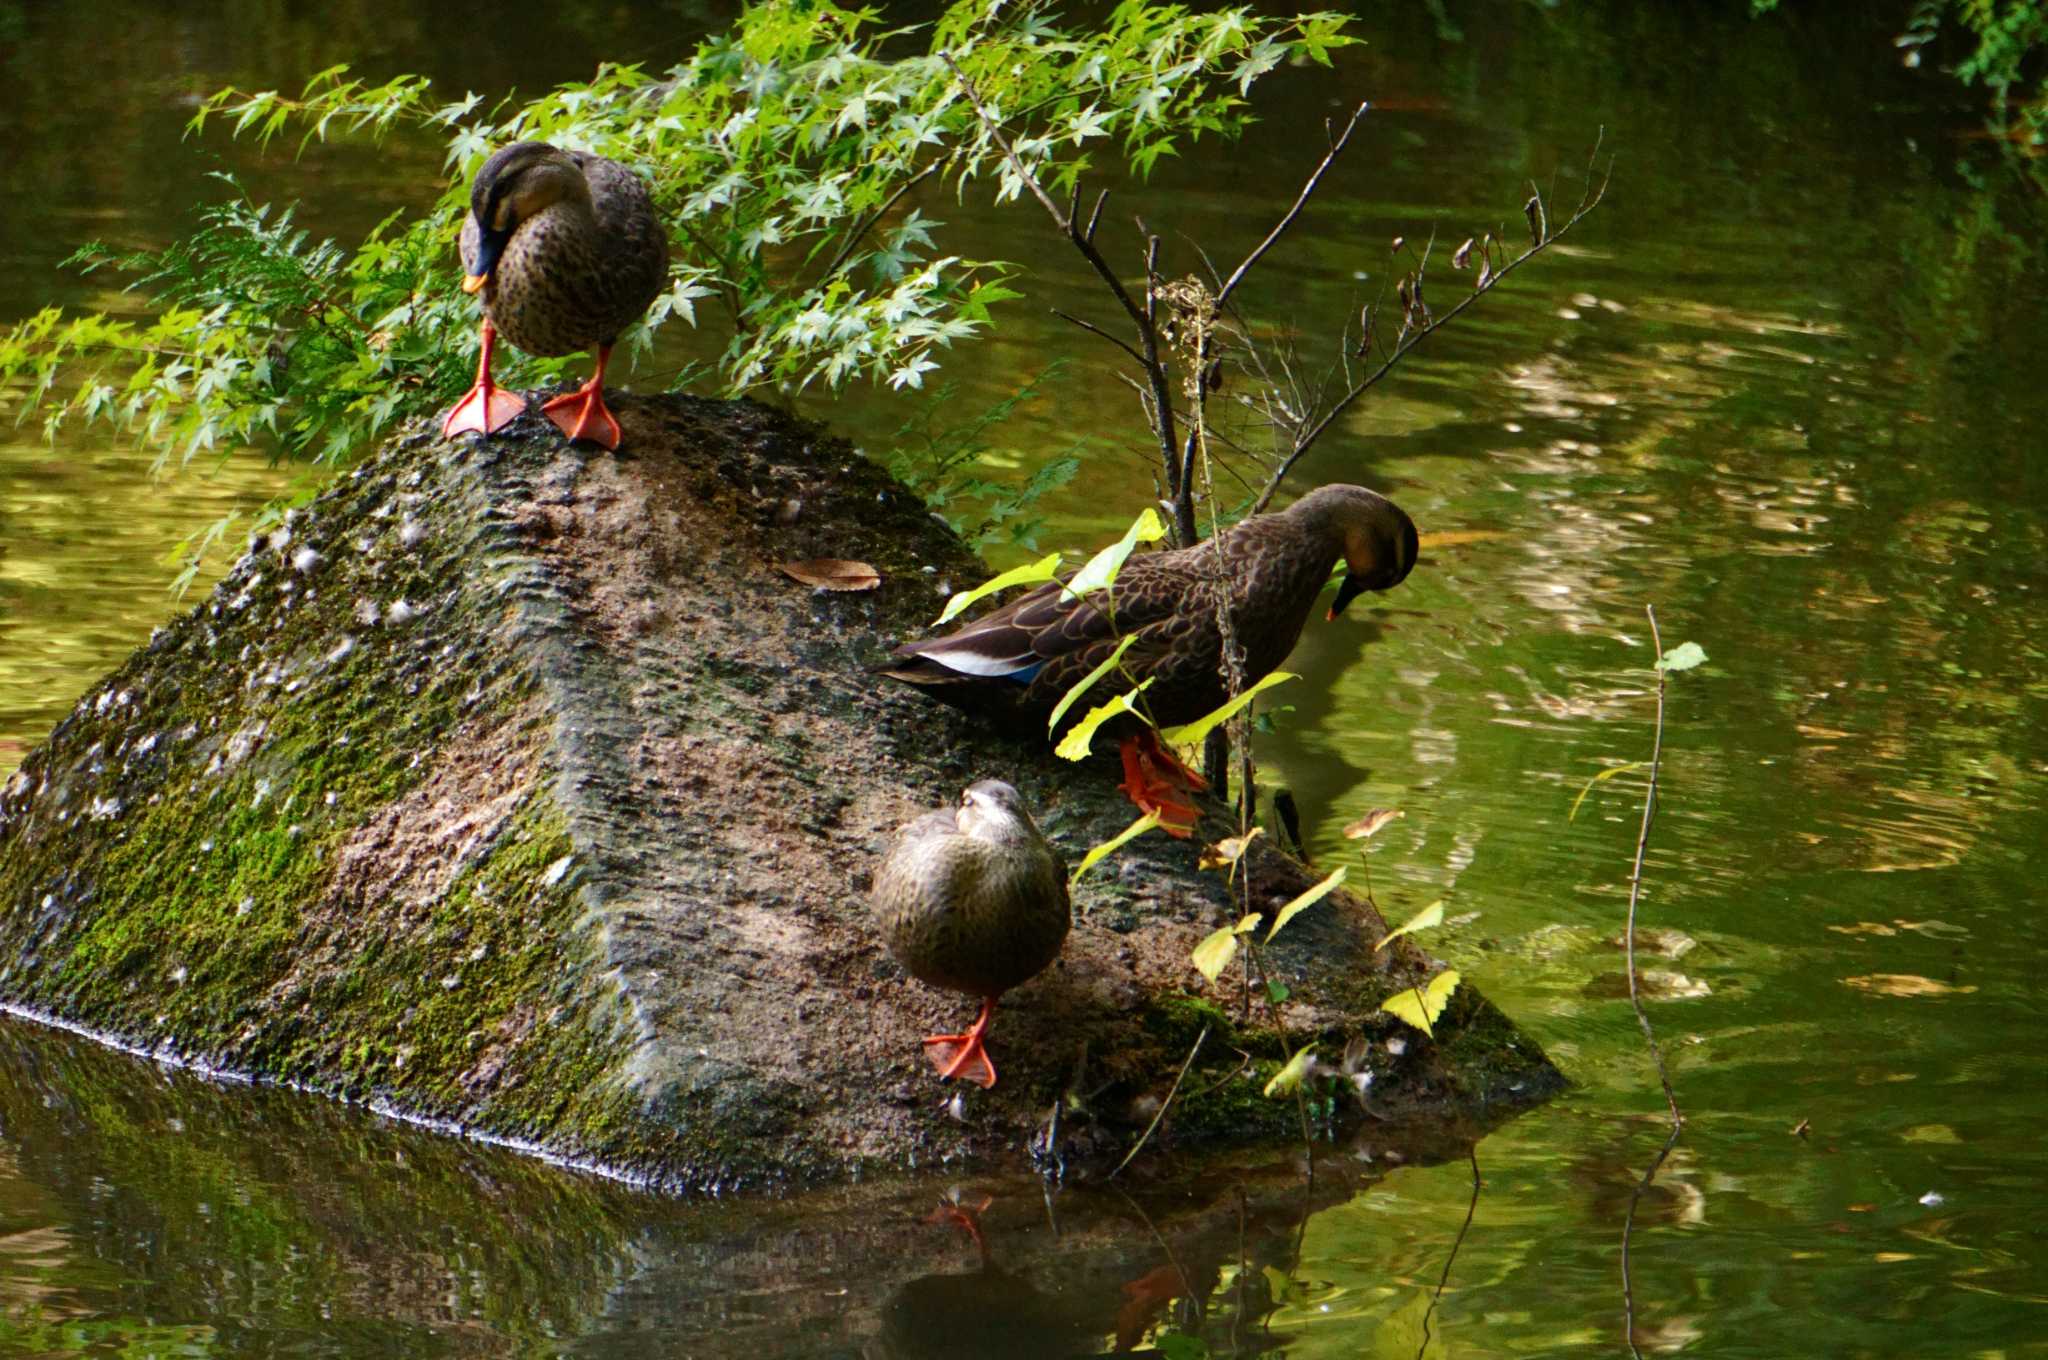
873,781 -> 1069,1003
460,142 -> 668,357
882,484 -> 1420,731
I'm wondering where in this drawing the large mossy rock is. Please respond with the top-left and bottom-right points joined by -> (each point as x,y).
0,394 -> 1561,1190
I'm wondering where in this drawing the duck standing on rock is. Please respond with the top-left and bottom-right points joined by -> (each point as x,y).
882,484 -> 1419,835
873,780 -> 1070,1089
443,141 -> 669,451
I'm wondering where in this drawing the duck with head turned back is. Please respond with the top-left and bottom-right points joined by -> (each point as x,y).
443,141 -> 669,451
881,484 -> 1419,836
873,780 -> 1070,1089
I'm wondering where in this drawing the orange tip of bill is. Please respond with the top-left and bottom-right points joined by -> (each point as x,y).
461,273 -> 488,294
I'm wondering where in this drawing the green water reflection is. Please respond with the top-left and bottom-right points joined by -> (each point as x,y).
1,0 -> 2046,1354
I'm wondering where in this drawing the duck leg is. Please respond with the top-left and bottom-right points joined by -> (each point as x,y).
923,997 -> 1000,1088
1118,728 -> 1207,838
541,345 -> 625,450
442,321 -> 528,438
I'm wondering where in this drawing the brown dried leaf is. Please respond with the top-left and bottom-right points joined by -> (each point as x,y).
1451,237 -> 1474,269
1343,807 -> 1404,841
1197,826 -> 1264,872
778,558 -> 880,592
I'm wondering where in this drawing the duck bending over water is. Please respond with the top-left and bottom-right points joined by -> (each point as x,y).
443,141 -> 668,451
873,780 -> 1070,1089
882,485 -> 1419,835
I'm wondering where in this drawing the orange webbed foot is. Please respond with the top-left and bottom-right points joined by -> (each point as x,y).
540,382 -> 624,450
443,381 -> 527,438
923,998 -> 999,1088
1118,733 -> 1203,838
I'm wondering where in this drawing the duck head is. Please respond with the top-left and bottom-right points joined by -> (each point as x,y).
460,142 -> 591,294
955,779 -> 1045,846
1287,484 -> 1420,620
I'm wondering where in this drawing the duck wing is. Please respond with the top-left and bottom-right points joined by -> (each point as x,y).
573,153 -> 670,343
882,553 -> 1207,700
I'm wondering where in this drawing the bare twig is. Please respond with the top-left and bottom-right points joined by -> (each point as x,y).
1051,307 -> 1148,366
941,51 -> 1187,536
1616,601 -> 1684,1356
1620,1122 -> 1684,1359
1418,1149 -> 1483,1360
1216,101 -> 1370,310
1628,605 -> 1683,1126
1110,1023 -> 1209,1178
1249,157 -> 1612,512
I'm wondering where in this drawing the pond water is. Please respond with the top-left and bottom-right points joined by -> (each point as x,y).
3,0 -> 2046,1355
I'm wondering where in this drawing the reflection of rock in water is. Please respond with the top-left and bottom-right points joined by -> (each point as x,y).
870,1269 -> 1091,1360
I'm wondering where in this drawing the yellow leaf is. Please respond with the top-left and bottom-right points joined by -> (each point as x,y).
1070,811 -> 1162,884
1061,507 -> 1167,601
932,551 -> 1063,626
1053,679 -> 1153,761
1157,671 -> 1297,750
1375,899 -> 1444,952
1198,826 -> 1264,872
1263,866 -> 1347,943
1261,1266 -> 1306,1306
1262,1044 -> 1316,1097
1046,635 -> 1138,735
1379,969 -> 1460,1037
1567,761 -> 1645,822
1191,926 -> 1240,983
1342,807 -> 1403,841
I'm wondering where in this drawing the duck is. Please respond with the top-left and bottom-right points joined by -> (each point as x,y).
881,484 -> 1419,835
442,141 -> 669,451
872,780 -> 1070,1089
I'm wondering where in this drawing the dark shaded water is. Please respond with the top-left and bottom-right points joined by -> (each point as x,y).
3,0 -> 2046,1354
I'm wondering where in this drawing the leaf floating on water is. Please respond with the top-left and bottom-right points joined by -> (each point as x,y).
1417,528 -> 1506,549
1343,807 -> 1404,841
1656,641 -> 1708,673
1198,826 -> 1263,873
1053,678 -> 1154,761
932,551 -> 1063,626
1262,1044 -> 1316,1098
1376,899 -> 1444,952
778,558 -> 880,592
1828,922 -> 1899,936
1380,969 -> 1460,1036
1264,866 -> 1347,943
1070,810 -> 1162,884
1842,973 -> 1979,998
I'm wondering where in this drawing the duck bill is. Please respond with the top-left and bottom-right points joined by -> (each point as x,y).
462,225 -> 511,295
1326,571 -> 1370,622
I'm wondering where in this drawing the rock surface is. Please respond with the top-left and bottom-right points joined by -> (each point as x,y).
0,394 -> 1562,1190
